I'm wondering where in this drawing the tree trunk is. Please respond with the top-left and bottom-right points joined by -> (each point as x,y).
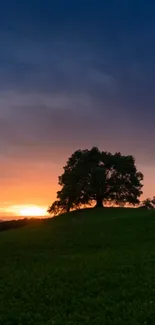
67,205 -> 70,213
95,197 -> 104,208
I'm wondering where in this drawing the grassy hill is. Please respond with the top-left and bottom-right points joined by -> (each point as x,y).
0,208 -> 155,325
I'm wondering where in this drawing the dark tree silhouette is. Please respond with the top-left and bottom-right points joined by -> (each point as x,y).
48,147 -> 143,215
141,197 -> 155,209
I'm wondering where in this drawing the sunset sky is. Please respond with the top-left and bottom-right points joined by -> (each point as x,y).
1,1 -> 155,218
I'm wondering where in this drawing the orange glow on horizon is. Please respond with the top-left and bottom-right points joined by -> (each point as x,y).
5,205 -> 48,217
19,205 -> 48,217
1,154 -> 155,219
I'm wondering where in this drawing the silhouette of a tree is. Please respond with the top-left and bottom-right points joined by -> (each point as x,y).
48,147 -> 143,216
141,197 -> 155,209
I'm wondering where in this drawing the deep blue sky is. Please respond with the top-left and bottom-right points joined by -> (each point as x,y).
1,1 -> 155,214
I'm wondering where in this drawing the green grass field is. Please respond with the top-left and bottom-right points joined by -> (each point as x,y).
1,208 -> 155,325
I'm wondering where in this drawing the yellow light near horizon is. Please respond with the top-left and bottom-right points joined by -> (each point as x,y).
19,205 -> 48,217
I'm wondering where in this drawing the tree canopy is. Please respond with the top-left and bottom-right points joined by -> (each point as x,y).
48,147 -> 143,216
141,197 -> 155,209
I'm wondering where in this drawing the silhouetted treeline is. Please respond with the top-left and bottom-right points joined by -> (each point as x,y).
0,218 -> 44,232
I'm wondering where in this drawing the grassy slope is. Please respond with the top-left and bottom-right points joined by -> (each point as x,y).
0,208 -> 155,325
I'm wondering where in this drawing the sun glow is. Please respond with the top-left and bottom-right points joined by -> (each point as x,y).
5,204 -> 49,217
19,205 -> 48,217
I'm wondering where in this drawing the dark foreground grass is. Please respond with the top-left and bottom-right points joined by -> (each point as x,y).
0,208 -> 155,324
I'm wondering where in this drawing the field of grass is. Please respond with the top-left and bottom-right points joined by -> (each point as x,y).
1,207 -> 155,324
